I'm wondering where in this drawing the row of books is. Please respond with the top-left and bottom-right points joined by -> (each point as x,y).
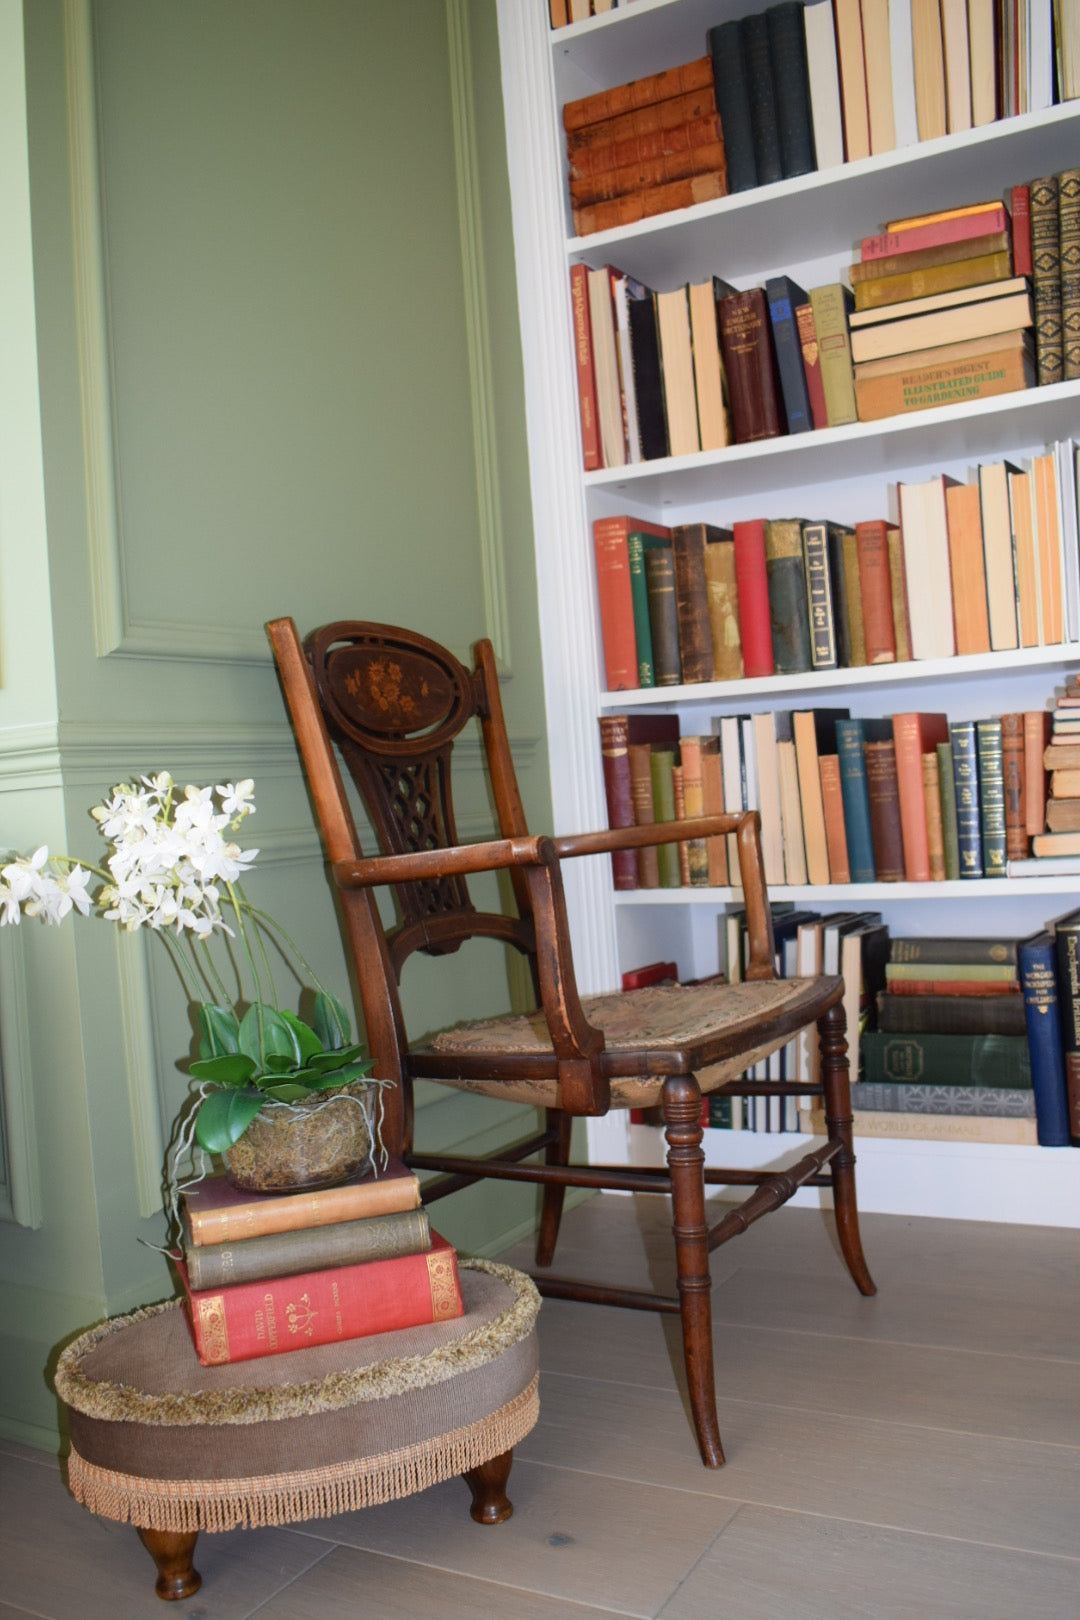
551,0 -> 618,26
173,1158 -> 463,1366
598,702 -> 1059,895
1028,671 -> 1080,863
594,445 -> 1079,695
562,53 -> 728,237
1016,169 -> 1080,385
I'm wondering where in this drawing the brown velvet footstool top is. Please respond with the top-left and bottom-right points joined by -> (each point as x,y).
54,1258 -> 540,1598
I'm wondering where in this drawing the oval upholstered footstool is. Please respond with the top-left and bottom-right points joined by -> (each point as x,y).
54,1258 -> 540,1601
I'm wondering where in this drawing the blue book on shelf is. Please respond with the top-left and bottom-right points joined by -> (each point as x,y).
1017,932 -> 1072,1145
765,275 -> 814,435
949,719 -> 984,878
834,718 -> 876,883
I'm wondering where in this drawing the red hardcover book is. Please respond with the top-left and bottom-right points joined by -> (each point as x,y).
892,712 -> 950,881
854,520 -> 897,664
732,520 -> 775,678
716,287 -> 785,443
1001,712 -> 1028,859
598,714 -> 639,890
177,1232 -> 464,1367
794,301 -> 829,429
1011,183 -> 1032,277
884,978 -> 1023,996
181,1157 -> 421,1247
621,960 -> 678,989
593,516 -> 672,690
860,203 -> 1009,262
1024,709 -> 1052,834
570,262 -> 601,470
818,753 -> 851,884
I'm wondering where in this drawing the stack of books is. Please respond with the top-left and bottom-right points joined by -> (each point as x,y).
805,935 -> 1043,1145
174,1158 -> 463,1366
598,702 -> 1058,895
849,199 -> 1036,422
563,55 -> 726,238
1021,674 -> 1080,867
1014,168 -> 1080,387
592,442 -> 1079,695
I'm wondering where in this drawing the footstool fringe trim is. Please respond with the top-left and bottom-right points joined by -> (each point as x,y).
65,1376 -> 539,1532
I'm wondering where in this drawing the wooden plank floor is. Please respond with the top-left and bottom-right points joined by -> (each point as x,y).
2,1197 -> 1078,1618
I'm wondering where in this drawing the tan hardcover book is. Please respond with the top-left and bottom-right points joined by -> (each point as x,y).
940,0 -> 972,131
182,1158 -> 422,1247
1045,798 -> 1080,830
819,753 -> 851,883
832,0 -> 870,160
751,711 -> 786,886
699,742 -> 729,886
809,283 -> 858,425
1002,712 -> 1028,859
944,481 -> 992,655
898,476 -> 956,660
792,712 -> 832,886
776,736 -> 808,885
911,0 -> 948,139
848,230 -> 1011,282
860,0 -> 896,153
978,461 -> 1022,651
886,526 -> 912,661
678,736 -> 710,886
587,266 -> 627,468
1008,468 -> 1040,648
654,286 -> 700,457
671,763 -> 691,885
852,327 -> 1033,380
1032,831 -> 1080,856
1032,451 -> 1064,645
848,273 -> 1030,331
921,750 -> 947,879
967,0 -> 997,124
688,278 -> 731,451
183,1206 -> 433,1292
628,741 -> 660,888
1027,711 -> 1052,833
703,531 -> 743,680
799,1108 -> 1037,1144
851,249 -> 1013,311
842,527 -> 867,665
849,288 -> 1032,363
854,339 -> 1034,420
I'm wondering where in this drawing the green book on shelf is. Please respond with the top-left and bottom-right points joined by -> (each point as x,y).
649,748 -> 682,887
937,741 -> 960,880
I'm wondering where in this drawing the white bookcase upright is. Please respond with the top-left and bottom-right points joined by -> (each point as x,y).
495,0 -> 1080,1225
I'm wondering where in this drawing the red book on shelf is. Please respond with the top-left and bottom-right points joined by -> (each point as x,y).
732,520 -> 775,678
622,960 -> 678,990
593,516 -> 672,691
599,713 -> 639,890
1010,183 -> 1032,277
570,262 -> 601,470
854,520 -> 897,665
1024,709 -> 1051,835
892,712 -> 950,882
176,1232 -> 464,1367
794,301 -> 829,430
860,203 -> 1009,262
716,287 -> 785,443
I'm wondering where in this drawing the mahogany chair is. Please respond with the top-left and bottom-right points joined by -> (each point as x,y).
267,616 -> 876,1468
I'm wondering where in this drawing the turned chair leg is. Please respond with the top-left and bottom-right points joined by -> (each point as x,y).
137,1527 -> 201,1601
818,1000 -> 877,1297
464,1447 -> 515,1523
535,1109 -> 572,1268
663,1074 -> 725,1468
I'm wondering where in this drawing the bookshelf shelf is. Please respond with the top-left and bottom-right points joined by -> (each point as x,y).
496,0 -> 1080,1223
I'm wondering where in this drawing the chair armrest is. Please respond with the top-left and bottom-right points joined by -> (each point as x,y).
332,834 -> 554,891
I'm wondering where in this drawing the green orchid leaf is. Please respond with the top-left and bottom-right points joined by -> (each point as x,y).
278,1008 -> 324,1066
305,1044 -> 368,1074
238,1003 -> 300,1070
304,1059 -> 374,1090
197,1003 -> 240,1059
261,1053 -> 303,1076
194,1087 -> 265,1153
190,1052 -> 257,1086
312,989 -> 352,1051
259,1081 -> 311,1103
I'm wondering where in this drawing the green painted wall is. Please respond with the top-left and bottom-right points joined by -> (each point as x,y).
0,0 -> 551,1447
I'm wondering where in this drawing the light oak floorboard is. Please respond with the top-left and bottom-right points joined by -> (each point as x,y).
294,1456 -> 738,1615
659,1503 -> 1080,1620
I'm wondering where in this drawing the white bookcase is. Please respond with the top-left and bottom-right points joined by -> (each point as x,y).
495,0 -> 1080,1224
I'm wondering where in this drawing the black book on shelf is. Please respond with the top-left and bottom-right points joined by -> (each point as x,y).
706,20 -> 758,193
740,10 -> 784,187
766,0 -> 817,178
627,294 -> 670,462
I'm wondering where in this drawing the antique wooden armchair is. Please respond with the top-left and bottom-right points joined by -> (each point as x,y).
267,616 -> 876,1467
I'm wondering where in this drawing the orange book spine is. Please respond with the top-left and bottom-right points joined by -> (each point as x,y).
1002,713 -> 1029,859
892,714 -> 949,882
566,86 -> 719,154
1024,710 -> 1051,834
569,112 -> 725,179
573,170 -> 727,236
1033,453 -> 1063,644
178,1234 -> 463,1367
884,979 -> 1023,996
570,263 -> 601,469
570,138 -> 728,206
593,518 -> 639,690
563,55 -> 715,132
670,763 -> 691,886
855,520 -> 897,664
944,481 -> 992,655
921,751 -> 947,880
182,1160 -> 421,1247
819,754 -> 851,884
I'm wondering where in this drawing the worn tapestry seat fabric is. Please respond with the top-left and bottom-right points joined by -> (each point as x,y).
55,1260 -> 539,1534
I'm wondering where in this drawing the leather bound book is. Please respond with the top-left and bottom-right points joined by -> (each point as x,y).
700,740 -> 729,885
182,1206 -> 432,1293
825,523 -> 854,668
795,301 -> 829,428
1010,183 -> 1032,275
644,542 -> 682,686
732,519 -> 775,677
1052,914 -> 1080,1140
671,524 -> 719,683
949,718 -> 984,877
808,283 -> 857,426
739,10 -> 783,188
678,736 -> 711,886
1029,174 -> 1063,385
765,518 -> 813,674
702,529 -> 743,681
801,520 -> 838,670
1001,712 -> 1028,860
1059,168 -> 1080,381
766,0 -> 816,178
892,712 -> 949,881
886,526 -> 912,661
706,20 -> 758,192
854,520 -> 897,664
649,749 -> 682,887
766,274 -> 813,434
181,1158 -> 421,1247
921,749 -> 947,880
593,515 -> 671,691
852,248 -> 1013,311
568,111 -> 725,182
863,717 -> 906,882
836,718 -> 877,883
627,293 -> 670,461
839,527 -> 866,666
598,714 -> 639,889
976,717 -> 1007,878
628,741 -> 659,888
569,263 -> 601,470
569,136 -> 730,207
573,170 -> 728,236
717,287 -> 785,443
562,55 -> 716,132
937,740 -> 960,879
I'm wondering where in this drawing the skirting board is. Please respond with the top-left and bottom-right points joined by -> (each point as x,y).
626,1126 -> 1080,1228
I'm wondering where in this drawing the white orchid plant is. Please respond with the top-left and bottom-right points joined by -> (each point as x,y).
0,773 -> 373,1155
